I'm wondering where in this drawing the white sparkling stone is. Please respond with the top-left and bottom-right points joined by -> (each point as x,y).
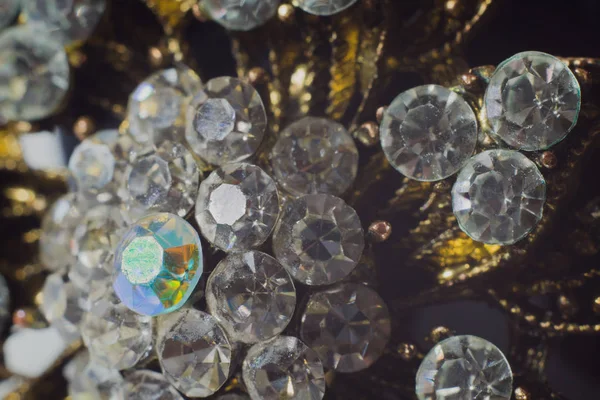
415,335 -> 513,400
202,0 -> 280,31
207,251 -> 296,344
452,149 -> 546,245
196,163 -> 280,252
295,0 -> 358,16
68,361 -> 125,400
485,51 -> 581,151
272,194 -> 364,286
185,76 -> 267,166
0,25 -> 69,123
124,370 -> 183,400
300,283 -> 391,373
157,309 -> 232,398
0,0 -> 19,30
380,84 -> 478,181
40,273 -> 87,341
270,117 -> 358,196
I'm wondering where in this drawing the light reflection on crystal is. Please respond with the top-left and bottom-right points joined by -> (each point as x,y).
124,370 -> 183,400
295,0 -> 358,16
203,0 -> 280,31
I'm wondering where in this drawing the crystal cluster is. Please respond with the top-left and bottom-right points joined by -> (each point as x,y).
202,0 -> 281,31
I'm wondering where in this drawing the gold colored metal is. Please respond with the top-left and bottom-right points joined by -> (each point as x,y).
396,343 -> 417,361
429,326 -> 453,343
514,387 -> 530,400
352,121 -> 380,147
368,220 -> 392,243
539,151 -> 558,169
73,116 -> 96,141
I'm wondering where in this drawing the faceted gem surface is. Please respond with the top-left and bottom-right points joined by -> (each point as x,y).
195,163 -> 280,252
0,0 -> 19,30
452,149 -> 546,245
203,0 -> 280,31
0,25 -> 69,123
185,76 -> 267,166
68,361 -> 125,400
127,66 -> 202,144
380,85 -> 478,181
272,194 -> 364,286
295,0 -> 358,16
300,283 -> 391,373
40,273 -> 87,341
206,251 -> 296,344
157,309 -> 232,397
113,213 -> 203,316
124,370 -> 183,400
415,335 -> 513,400
270,117 -> 358,196
485,51 -> 581,151
243,336 -> 326,400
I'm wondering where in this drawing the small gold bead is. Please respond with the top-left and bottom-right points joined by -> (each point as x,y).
593,297 -> 600,314
376,106 -> 387,123
73,116 -> 96,141
397,343 -> 417,361
247,67 -> 268,85
368,220 -> 392,243
514,387 -> 530,400
429,326 -> 453,343
353,121 -> 379,147
277,4 -> 295,23
433,180 -> 451,193
148,46 -> 167,68
558,294 -> 578,316
539,151 -> 557,169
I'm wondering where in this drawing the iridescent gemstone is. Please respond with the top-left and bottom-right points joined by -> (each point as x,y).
295,0 -> 358,16
113,213 -> 203,316
40,273 -> 87,341
0,0 -> 19,30
202,0 -> 280,31
68,360 -> 125,400
124,370 -> 184,400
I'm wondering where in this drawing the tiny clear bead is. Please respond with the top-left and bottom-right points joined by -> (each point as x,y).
202,0 -> 280,31
124,370 -> 184,400
295,0 -> 358,16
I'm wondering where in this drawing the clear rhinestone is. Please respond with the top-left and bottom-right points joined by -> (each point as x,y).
124,370 -> 183,400
380,84 -> 478,181
202,0 -> 280,31
157,309 -> 232,397
0,275 -> 9,331
300,283 -> 391,373
113,213 -> 203,316
485,51 -> 581,151
127,66 -> 203,144
68,360 -> 125,400
0,0 -> 19,30
243,336 -> 326,400
195,163 -> 280,252
295,0 -> 358,16
272,194 -> 364,286
415,335 -> 513,400
270,117 -> 358,196
206,251 -> 296,344
40,273 -> 87,341
452,149 -> 546,245
185,76 -> 267,166
0,25 -> 69,123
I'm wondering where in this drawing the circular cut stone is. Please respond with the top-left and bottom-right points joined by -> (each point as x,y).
270,117 -> 358,196
40,273 -> 87,341
415,335 -> 513,400
185,76 -> 267,166
300,283 -> 391,373
206,251 -> 296,344
295,0 -> 358,16
196,163 -> 280,252
0,25 -> 69,123
203,0 -> 280,31
68,361 -> 125,400
157,309 -> 232,397
452,149 -> 546,245
124,370 -> 183,400
380,84 -> 478,181
0,0 -> 20,30
485,51 -> 581,151
113,213 -> 203,316
273,194 -> 364,286
243,336 -> 326,400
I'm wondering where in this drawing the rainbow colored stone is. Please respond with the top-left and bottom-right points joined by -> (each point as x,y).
113,213 -> 203,316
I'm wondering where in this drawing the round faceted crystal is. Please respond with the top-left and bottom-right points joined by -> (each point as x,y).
40,273 -> 87,341
0,25 -> 69,123
452,149 -> 546,245
270,117 -> 358,196
68,361 -> 125,400
195,163 -> 280,252
113,213 -> 203,316
272,194 -> 364,286
416,335 -> 513,400
185,76 -> 267,166
300,283 -> 391,373
157,309 -> 232,397
295,0 -> 357,16
203,0 -> 280,31
0,0 -> 20,30
206,251 -> 296,344
124,370 -> 183,400
243,336 -> 325,400
485,51 -> 581,151
381,85 -> 478,181
127,66 -> 202,144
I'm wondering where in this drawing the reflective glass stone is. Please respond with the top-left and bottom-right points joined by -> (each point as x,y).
485,51 -> 581,151
40,273 -> 87,341
270,117 -> 358,196
415,335 -> 513,400
68,360 -> 125,400
0,0 -> 20,30
113,213 -> 203,316
380,85 -> 478,181
452,149 -> 546,245
124,370 -> 184,400
202,0 -> 280,31
295,0 -> 358,16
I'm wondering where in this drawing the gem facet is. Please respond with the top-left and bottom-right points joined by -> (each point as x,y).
113,213 -> 203,316
273,194 -> 364,286
124,370 -> 184,400
485,51 -> 581,151
415,335 -> 513,400
40,273 -> 87,341
202,0 -> 280,31
452,149 -> 546,245
380,84 -> 478,181
295,0 -> 358,16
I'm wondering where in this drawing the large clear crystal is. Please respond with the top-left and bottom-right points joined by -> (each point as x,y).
485,51 -> 581,151
0,0 -> 19,30
300,283 -> 391,373
243,336 -> 326,400
206,251 -> 296,344
40,273 -> 87,341
68,361 -> 125,400
185,76 -> 267,166
415,335 -> 513,400
124,370 -> 183,400
380,84 -> 478,181
295,0 -> 358,16
452,149 -> 546,245
195,163 -> 280,252
0,25 -> 69,123
270,117 -> 358,196
202,0 -> 280,31
272,194 -> 364,286
157,309 -> 232,397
